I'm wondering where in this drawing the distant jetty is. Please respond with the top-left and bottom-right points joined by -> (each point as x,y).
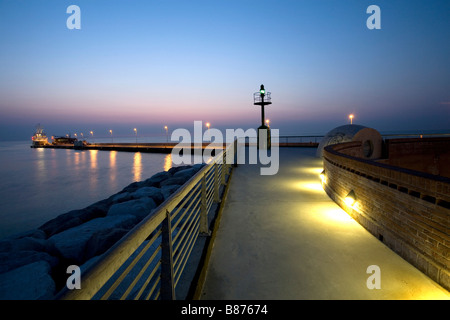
31,140 -> 320,153
30,142 -> 228,154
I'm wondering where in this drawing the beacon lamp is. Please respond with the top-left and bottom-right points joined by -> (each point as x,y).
260,84 -> 265,96
344,190 -> 357,207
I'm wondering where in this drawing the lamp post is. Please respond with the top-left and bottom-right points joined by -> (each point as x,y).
349,114 -> 354,125
90,131 -> 94,144
110,129 -> 113,144
164,126 -> 168,147
134,128 -> 137,144
253,84 -> 272,149
205,122 -> 210,141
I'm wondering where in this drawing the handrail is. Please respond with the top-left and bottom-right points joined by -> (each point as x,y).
56,140 -> 237,300
278,135 -> 323,144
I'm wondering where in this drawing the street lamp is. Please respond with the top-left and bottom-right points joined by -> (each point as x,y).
110,129 -> 113,144
265,119 -> 270,127
134,128 -> 137,144
90,131 -> 94,144
164,126 -> 168,147
205,122 -> 211,141
349,114 -> 354,125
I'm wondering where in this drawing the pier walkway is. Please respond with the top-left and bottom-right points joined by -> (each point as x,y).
199,147 -> 449,299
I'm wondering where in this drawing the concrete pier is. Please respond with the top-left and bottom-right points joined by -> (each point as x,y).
30,143 -> 222,154
199,147 -> 449,299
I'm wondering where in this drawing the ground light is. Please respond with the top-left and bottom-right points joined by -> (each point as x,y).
320,169 -> 326,184
344,190 -> 357,207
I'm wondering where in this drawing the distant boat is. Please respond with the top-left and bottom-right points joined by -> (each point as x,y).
52,136 -> 78,145
31,124 -> 49,147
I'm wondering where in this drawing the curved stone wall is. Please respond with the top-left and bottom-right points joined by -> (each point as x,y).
322,141 -> 450,291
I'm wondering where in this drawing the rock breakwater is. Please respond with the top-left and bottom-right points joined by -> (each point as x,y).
0,164 -> 205,299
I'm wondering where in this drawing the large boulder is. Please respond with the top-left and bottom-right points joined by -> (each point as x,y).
111,192 -> 133,204
130,187 -> 164,205
39,200 -> 109,237
107,197 -> 157,221
173,167 -> 197,179
119,181 -> 145,193
47,215 -> 137,264
161,184 -> 182,201
168,165 -> 192,175
0,250 -> 59,274
142,171 -> 171,187
3,229 -> 47,241
84,228 -> 131,259
160,176 -> 190,187
0,261 -> 56,300
0,235 -> 47,253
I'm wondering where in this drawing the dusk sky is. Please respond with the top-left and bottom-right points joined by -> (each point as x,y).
1,0 -> 449,141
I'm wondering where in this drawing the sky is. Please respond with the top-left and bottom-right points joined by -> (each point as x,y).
0,0 -> 449,141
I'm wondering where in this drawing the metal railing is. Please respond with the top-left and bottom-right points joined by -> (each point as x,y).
253,92 -> 272,104
56,140 -> 237,300
381,132 -> 450,139
278,135 -> 323,144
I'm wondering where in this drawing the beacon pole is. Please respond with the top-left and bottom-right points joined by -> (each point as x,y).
254,84 -> 272,150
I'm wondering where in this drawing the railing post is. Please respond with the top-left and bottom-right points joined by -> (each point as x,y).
161,210 -> 175,300
221,152 -> 226,185
233,139 -> 238,167
214,163 -> 220,203
200,174 -> 210,235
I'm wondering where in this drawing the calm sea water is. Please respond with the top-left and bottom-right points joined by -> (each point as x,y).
0,140 -> 183,239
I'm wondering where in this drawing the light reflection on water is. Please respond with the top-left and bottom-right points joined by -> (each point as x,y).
0,142 -> 184,238
110,151 -> 117,189
133,152 -> 142,182
164,153 -> 173,172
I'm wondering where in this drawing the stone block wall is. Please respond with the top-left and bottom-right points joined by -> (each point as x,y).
385,138 -> 450,178
322,142 -> 450,291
